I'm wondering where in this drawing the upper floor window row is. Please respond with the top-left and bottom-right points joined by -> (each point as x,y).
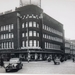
22,22 -> 39,28
45,42 -> 60,50
0,33 -> 14,40
22,31 -> 39,37
43,24 -> 63,36
65,43 -> 70,48
1,42 -> 14,49
22,40 -> 39,48
0,24 -> 14,32
43,34 -> 63,43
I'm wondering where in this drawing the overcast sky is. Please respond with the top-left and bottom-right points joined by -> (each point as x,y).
0,0 -> 75,40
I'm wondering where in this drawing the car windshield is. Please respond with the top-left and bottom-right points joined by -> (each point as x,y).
9,58 -> 19,63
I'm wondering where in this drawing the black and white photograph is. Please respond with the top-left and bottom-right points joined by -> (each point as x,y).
0,0 -> 75,74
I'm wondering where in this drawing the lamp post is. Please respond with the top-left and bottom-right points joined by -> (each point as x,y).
27,22 -> 30,62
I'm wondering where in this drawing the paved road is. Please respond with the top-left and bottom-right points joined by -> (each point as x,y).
0,60 -> 75,74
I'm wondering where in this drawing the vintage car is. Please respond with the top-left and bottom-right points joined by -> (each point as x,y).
5,58 -> 23,72
54,57 -> 60,65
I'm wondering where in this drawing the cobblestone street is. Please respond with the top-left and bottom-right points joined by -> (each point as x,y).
0,60 -> 75,74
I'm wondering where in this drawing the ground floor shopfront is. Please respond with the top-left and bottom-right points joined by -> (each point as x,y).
0,49 -> 64,61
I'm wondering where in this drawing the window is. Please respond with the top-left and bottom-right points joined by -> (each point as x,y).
7,42 -> 8,49
29,40 -> 32,47
4,26 -> 5,31
47,42 -> 48,49
11,24 -> 14,29
45,42 -> 46,48
9,33 -> 11,38
2,43 -> 3,49
26,32 -> 27,37
37,24 -> 39,28
33,31 -> 36,36
1,26 -> 3,31
45,25 -> 46,30
37,41 -> 39,47
33,22 -> 36,27
22,41 -> 25,47
47,26 -> 48,31
47,35 -> 48,39
26,40 -> 28,47
4,43 -> 5,49
22,23 -> 24,28
6,25 -> 8,30
34,40 -> 36,47
43,34 -> 44,38
6,34 -> 8,39
1,35 -> 3,39
4,34 -> 5,39
12,42 -> 14,48
26,22 -> 28,27
9,25 -> 11,32
45,34 -> 46,38
29,31 -> 32,36
9,42 -> 11,48
43,24 -> 44,29
22,33 -> 25,37
29,22 -> 32,27
37,33 -> 39,37
11,33 -> 14,38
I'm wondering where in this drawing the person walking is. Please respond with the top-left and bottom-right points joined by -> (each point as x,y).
73,56 -> 74,62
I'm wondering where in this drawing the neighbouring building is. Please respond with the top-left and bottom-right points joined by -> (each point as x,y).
70,40 -> 75,57
65,39 -> 71,59
0,0 -> 65,61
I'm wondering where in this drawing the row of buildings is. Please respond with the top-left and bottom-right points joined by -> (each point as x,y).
65,39 -> 75,59
0,0 -> 74,61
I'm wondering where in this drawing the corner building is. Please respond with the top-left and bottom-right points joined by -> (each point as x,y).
0,5 -> 65,61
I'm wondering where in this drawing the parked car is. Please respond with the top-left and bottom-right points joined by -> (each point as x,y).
5,58 -> 23,72
54,57 -> 60,65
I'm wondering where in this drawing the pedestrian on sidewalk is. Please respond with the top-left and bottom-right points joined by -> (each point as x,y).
0,57 -> 4,67
72,56 -> 74,62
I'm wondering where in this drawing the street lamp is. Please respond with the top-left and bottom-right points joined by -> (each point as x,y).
27,22 -> 30,62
